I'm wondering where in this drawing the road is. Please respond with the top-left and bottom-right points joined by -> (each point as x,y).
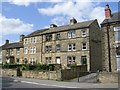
0,76 -> 119,90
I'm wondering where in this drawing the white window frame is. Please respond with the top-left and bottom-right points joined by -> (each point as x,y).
72,31 -> 76,38
82,30 -> 86,37
82,43 -> 87,50
68,44 -> 76,51
24,47 -> 28,54
24,38 -> 28,44
68,32 -> 72,38
30,58 -> 36,65
114,26 -> 120,43
68,44 -> 72,51
67,56 -> 76,65
72,44 -> 76,51
33,47 -> 36,54
30,47 -> 36,54
68,31 -> 76,38
31,37 -> 36,43
56,44 -> 60,52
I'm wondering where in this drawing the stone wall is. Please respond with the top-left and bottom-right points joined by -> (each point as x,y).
1,65 -> 88,80
1,69 -> 17,77
22,70 -> 61,80
99,72 -> 118,83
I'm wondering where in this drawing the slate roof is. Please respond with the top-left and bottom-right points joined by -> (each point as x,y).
25,29 -> 48,38
25,19 -> 96,37
101,12 -> 120,25
1,42 -> 23,50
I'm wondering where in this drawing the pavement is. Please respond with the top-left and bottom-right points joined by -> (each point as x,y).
0,76 -> 119,90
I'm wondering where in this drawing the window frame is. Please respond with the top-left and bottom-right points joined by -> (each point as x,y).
56,44 -> 60,52
67,56 -> 76,65
68,43 -> 76,51
45,34 -> 52,41
82,43 -> 87,50
24,48 -> 28,54
68,31 -> 76,38
31,37 -> 36,43
82,30 -> 86,37
24,38 -> 28,44
114,26 -> 120,43
56,34 -> 60,40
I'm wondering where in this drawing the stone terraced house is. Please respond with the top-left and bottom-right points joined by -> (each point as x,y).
1,18 -> 102,72
1,35 -> 24,64
101,4 -> 120,72
23,18 -> 102,72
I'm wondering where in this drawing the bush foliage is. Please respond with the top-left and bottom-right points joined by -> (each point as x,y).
2,64 -> 58,71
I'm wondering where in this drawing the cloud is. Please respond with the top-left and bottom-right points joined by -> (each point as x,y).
51,16 -> 69,26
0,14 -> 33,35
38,1 -> 105,24
7,0 -> 40,7
5,0 -> 68,7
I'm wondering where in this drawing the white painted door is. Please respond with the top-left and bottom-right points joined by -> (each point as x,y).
56,57 -> 60,64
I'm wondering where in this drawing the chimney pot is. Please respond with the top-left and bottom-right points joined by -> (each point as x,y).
105,4 -> 111,19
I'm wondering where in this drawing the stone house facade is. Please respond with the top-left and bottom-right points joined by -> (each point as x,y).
1,36 -> 24,64
101,4 -> 120,72
23,18 -> 102,72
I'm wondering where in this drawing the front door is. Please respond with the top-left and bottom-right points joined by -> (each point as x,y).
56,57 -> 60,64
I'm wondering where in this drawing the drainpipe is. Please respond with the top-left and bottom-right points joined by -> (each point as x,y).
106,19 -> 112,72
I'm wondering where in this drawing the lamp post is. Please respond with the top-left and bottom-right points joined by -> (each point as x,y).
106,19 -> 112,72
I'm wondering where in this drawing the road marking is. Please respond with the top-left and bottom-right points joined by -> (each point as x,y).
21,81 -> 78,88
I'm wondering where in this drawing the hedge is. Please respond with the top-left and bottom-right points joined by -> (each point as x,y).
2,64 -> 58,71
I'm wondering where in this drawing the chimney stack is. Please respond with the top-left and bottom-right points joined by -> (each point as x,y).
5,40 -> 9,44
70,17 -> 77,25
20,35 -> 25,42
50,24 -> 57,28
105,4 -> 111,19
